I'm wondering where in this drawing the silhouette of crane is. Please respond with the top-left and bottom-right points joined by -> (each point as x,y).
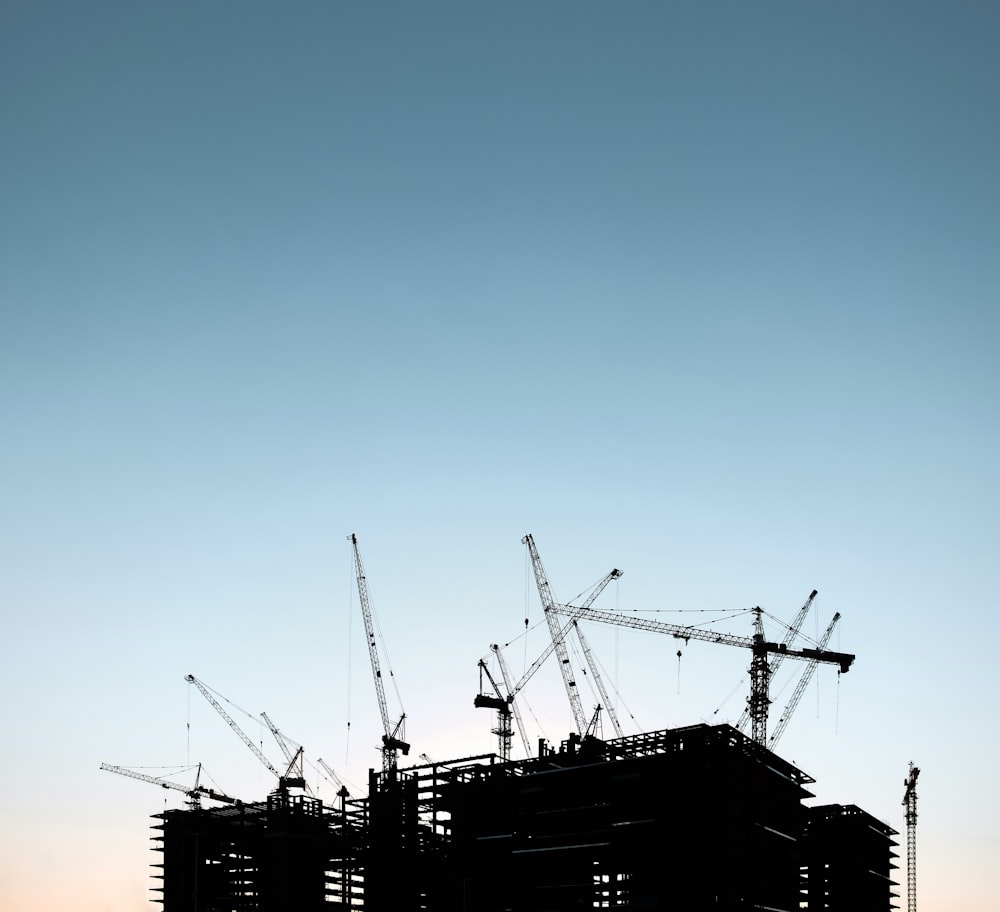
349,533 -> 410,771
766,612 -> 842,751
259,711 -> 313,795
552,598 -> 854,747
903,761 -> 921,912
185,674 -> 305,791
521,533 -> 623,735
734,589 -> 817,733
100,762 -> 236,809
475,544 -> 623,754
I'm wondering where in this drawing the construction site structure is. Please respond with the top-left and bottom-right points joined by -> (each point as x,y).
151,790 -> 364,911
134,722 -> 900,912
361,722 -> 899,911
801,803 -> 900,911
112,535 -> 896,911
903,761 -> 921,912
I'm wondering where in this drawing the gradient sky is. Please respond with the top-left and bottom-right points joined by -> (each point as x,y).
2,2 -> 997,910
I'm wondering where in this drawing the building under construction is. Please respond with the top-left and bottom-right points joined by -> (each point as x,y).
128,535 -> 900,910
147,722 -> 898,911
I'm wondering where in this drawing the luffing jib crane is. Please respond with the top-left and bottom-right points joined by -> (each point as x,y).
520,534 -> 625,736
475,659 -> 515,761
766,611 -> 842,751
185,674 -> 305,791
260,711 -> 314,795
572,620 -> 624,738
476,556 -> 623,754
522,533 -> 588,734
487,645 -> 532,758
903,761 -> 921,912
349,533 -> 410,771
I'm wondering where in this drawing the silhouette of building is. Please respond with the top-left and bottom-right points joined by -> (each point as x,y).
151,791 -> 362,911
801,803 -> 900,911
364,723 -> 857,911
148,724 -> 898,911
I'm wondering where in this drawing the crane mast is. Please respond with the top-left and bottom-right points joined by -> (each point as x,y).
489,646 -> 532,758
735,589 -> 817,733
349,533 -> 409,771
903,762 -> 920,912
475,659 -> 514,761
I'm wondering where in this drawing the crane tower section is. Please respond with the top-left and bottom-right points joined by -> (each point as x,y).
903,761 -> 920,912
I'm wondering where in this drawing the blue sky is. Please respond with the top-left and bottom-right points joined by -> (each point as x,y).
2,2 -> 997,909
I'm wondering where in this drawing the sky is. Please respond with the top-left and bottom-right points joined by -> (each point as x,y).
1,1 -> 997,909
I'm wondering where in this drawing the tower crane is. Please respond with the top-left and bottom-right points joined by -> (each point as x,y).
260,711 -> 314,795
100,762 -> 236,809
475,658 -> 515,761
475,561 -> 623,754
521,534 -> 625,736
349,533 -> 410,772
766,612 -> 841,751
185,674 -> 305,791
522,533 -> 588,734
551,600 -> 854,747
903,762 -> 921,912
734,589 -> 817,733
486,645 -> 531,757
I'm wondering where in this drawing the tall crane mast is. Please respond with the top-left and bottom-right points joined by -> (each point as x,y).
735,589 -> 817,733
100,762 -> 236,809
903,762 -> 921,912
551,600 -> 854,747
349,533 -> 410,772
